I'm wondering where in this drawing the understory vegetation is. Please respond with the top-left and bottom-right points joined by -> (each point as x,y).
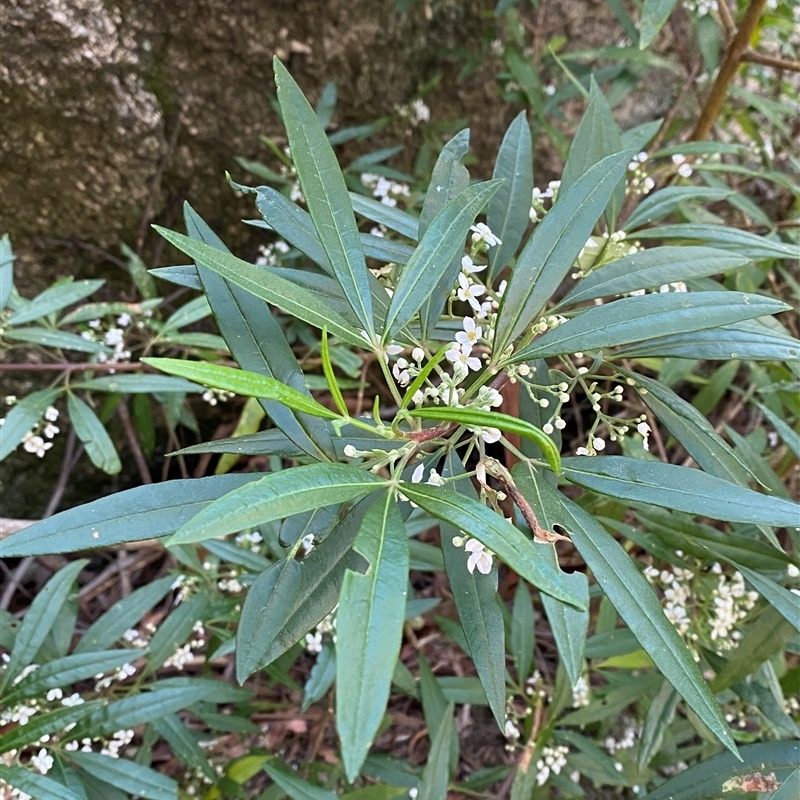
1,1 -> 798,799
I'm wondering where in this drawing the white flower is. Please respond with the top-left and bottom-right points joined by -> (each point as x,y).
117,313 -> 131,327
461,255 -> 486,274
411,463 -> 425,484
465,539 -> 493,575
61,692 -> 84,707
637,421 -> 651,451
44,406 -> 59,421
788,564 -> 799,578
305,631 -> 323,654
445,343 -> 481,372
343,444 -> 358,458
479,427 -> 502,444
43,423 -> 59,439
504,720 -> 521,739
470,222 -> 502,247
23,435 -> 52,458
88,319 -> 102,329
46,688 -> 63,702
31,748 -> 53,774
104,328 -> 124,347
592,437 -> 606,451
301,534 -> 315,555
455,316 -> 482,347
543,423 -> 554,435
427,469 -> 444,486
457,273 -> 485,311
412,98 -> 430,123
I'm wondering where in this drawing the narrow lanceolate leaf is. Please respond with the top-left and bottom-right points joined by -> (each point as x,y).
643,741 -> 799,800
0,387 -> 60,461
0,766 -> 85,800
616,320 -> 800,361
556,246 -> 750,309
561,456 -> 800,527
236,497 -> 375,678
511,291 -> 790,363
632,223 -> 799,260
70,752 -> 177,800
624,187 -> 735,231
494,150 -> 634,352
638,680 -> 679,770
0,702 -> 100,753
439,452 -> 507,727
524,474 -> 738,757
407,406 -> 561,474
616,367 -> 752,485
349,191 -> 419,240
0,233 -> 15,311
730,563 -> 800,635
153,228 -> 366,347
167,463 -> 386,545
7,279 -> 104,325
384,180 -> 501,342
2,327 -> 111,353
142,358 -> 339,420
337,492 -> 409,781
399,483 -> 584,608
263,759 -> 339,800
639,0 -> 678,49
185,202 -> 334,461
0,474 -> 261,556
487,111 -> 534,280
67,393 -> 121,474
274,58 -> 376,338
1,560 -> 87,690
416,704 -> 456,800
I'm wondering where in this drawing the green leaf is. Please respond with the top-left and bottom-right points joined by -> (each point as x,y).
637,679 -> 679,770
560,78 -> 624,229
69,752 -> 177,800
3,650 -> 139,705
644,741 -> 799,800
632,223 -> 799,260
0,387 -> 60,461
337,492 -> 409,781
710,607 -> 796,693
142,357 -> 339,420
562,456 -> 800,527
236,498 -> 374,676
0,233 -> 14,311
418,654 -> 458,775
2,327 -> 111,353
617,320 -> 800,361
557,246 -> 750,308
151,714 -> 214,780
511,580 -> 535,683
513,291 -> 790,362
416,704 -> 455,800
616,367 -> 752,485
757,401 -> 800,460
399,483 -> 584,608
0,765 -> 85,800
121,242 -> 158,299
153,227 -> 366,347
494,150 -> 634,352
262,757 -> 339,800
74,374 -> 205,393
639,0 -> 678,49
487,111 -> 534,280
274,58 -> 376,338
143,592 -> 209,676
0,700 -> 101,753
624,188 -> 735,230
7,279 -> 104,325
75,575 -> 174,653
67,393 -> 121,474
732,563 -> 800,634
302,641 -> 336,711
167,463 -> 386,545
384,181 -> 500,341
407,406 -> 561,474
349,192 -> 418,240
1,560 -> 87,690
439,453 -> 506,727
521,472 -> 738,756
361,232 -> 415,264
0,473 -> 261,556
185,203 -> 335,461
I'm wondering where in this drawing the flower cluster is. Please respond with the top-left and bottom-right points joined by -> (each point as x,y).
604,719 -> 639,754
627,151 -> 655,195
165,622 -> 206,671
572,675 -> 591,707
360,173 -> 411,208
255,239 -> 290,266
681,0 -> 718,18
81,311 -> 136,367
305,607 -> 337,654
15,405 -> 60,458
536,743 -> 569,786
396,97 -> 430,125
529,181 -> 560,223
202,388 -> 235,406
573,230 -> 640,278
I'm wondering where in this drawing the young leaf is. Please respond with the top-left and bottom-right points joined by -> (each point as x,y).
0,388 -> 60,461
438,452 -> 506,728
7,279 -> 104,326
185,203 -> 335,461
520,473 -> 738,757
487,111 -> 534,280
142,358 -> 339,420
494,150 -> 634,352
337,492 -> 409,781
67,393 -> 121,474
167,463 -> 386,545
0,560 -> 87,690
556,246 -> 750,308
407,406 -> 561,474
274,58 -> 376,339
69,752 -> 177,800
561,456 -> 800,527
236,497 -> 376,677
0,473 -> 261,556
399,483 -> 584,608
153,227 -> 366,347
384,180 -> 501,341
639,0 -> 678,49
321,327 -> 348,416
511,291 -> 791,363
